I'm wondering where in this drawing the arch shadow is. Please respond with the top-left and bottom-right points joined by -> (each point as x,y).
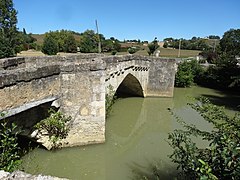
115,73 -> 144,98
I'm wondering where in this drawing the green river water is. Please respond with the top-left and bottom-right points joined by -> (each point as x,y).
21,86 -> 239,180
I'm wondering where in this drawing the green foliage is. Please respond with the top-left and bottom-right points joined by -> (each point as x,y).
0,113 -> 21,172
105,85 -> 117,118
199,53 -> 240,90
41,30 -> 78,55
175,63 -> 194,87
18,29 -> 37,51
41,33 -> 59,55
208,35 -> 220,40
63,33 -> 77,53
199,50 -> 219,64
168,97 -> 240,179
175,60 -> 204,87
102,38 -> 121,53
197,29 -> 240,90
163,41 -> 168,48
128,47 -> 139,54
0,0 -> 19,58
164,37 -> 210,51
79,30 -> 99,53
35,109 -> 71,148
220,29 -> 240,57
148,38 -> 159,56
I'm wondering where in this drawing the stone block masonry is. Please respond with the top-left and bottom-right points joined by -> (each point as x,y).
0,54 -> 176,148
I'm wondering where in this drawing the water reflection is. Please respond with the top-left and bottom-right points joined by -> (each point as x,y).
21,86 -> 240,180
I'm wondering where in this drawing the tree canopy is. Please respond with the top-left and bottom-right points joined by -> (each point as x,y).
41,33 -> 59,55
41,30 -> 78,55
220,29 -> 240,57
0,0 -> 19,58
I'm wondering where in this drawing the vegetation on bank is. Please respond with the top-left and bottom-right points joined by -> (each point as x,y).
34,109 -> 71,149
175,28 -> 240,91
0,113 -> 21,172
161,28 -> 240,180
168,97 -> 240,179
0,108 -> 71,172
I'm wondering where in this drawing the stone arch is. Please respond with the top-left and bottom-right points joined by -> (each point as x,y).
115,73 -> 144,97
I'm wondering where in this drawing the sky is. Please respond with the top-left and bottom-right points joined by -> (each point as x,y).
14,0 -> 240,41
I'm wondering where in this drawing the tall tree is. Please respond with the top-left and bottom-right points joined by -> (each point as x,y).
220,29 -> 240,57
0,0 -> 18,58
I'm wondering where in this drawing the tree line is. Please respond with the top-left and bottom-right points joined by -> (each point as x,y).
163,35 -> 220,51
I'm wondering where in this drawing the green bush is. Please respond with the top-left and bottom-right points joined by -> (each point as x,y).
41,33 -> 59,55
0,113 -> 21,172
168,97 -> 240,179
175,60 -> 204,87
35,109 -> 71,148
128,47 -> 138,54
63,34 -> 77,53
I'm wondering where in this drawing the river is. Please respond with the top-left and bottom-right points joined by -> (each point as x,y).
21,86 -> 240,180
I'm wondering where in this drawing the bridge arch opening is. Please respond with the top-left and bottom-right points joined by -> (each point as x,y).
115,73 -> 144,97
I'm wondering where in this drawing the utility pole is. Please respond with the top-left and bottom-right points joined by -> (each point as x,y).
95,20 -> 101,53
178,39 -> 181,58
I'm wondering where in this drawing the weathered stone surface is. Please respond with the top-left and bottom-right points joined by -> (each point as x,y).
0,57 -> 25,70
147,58 -> 177,97
0,75 -> 60,112
0,54 -> 176,149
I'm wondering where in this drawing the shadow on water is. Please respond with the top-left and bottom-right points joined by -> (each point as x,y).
200,90 -> 240,111
129,159 -> 178,180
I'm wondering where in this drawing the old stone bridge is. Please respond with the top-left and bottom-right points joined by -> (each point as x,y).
0,54 -> 176,148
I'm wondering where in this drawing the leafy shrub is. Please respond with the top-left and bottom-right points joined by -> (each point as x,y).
198,54 -> 240,90
41,33 -> 59,55
168,97 -> 240,179
128,47 -> 138,54
175,60 -> 204,87
0,113 -> 21,172
63,34 -> 78,53
35,109 -> 71,148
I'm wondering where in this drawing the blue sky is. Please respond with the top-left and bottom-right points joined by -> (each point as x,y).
14,0 -> 240,41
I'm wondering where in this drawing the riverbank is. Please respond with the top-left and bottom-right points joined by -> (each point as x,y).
0,170 -> 68,180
